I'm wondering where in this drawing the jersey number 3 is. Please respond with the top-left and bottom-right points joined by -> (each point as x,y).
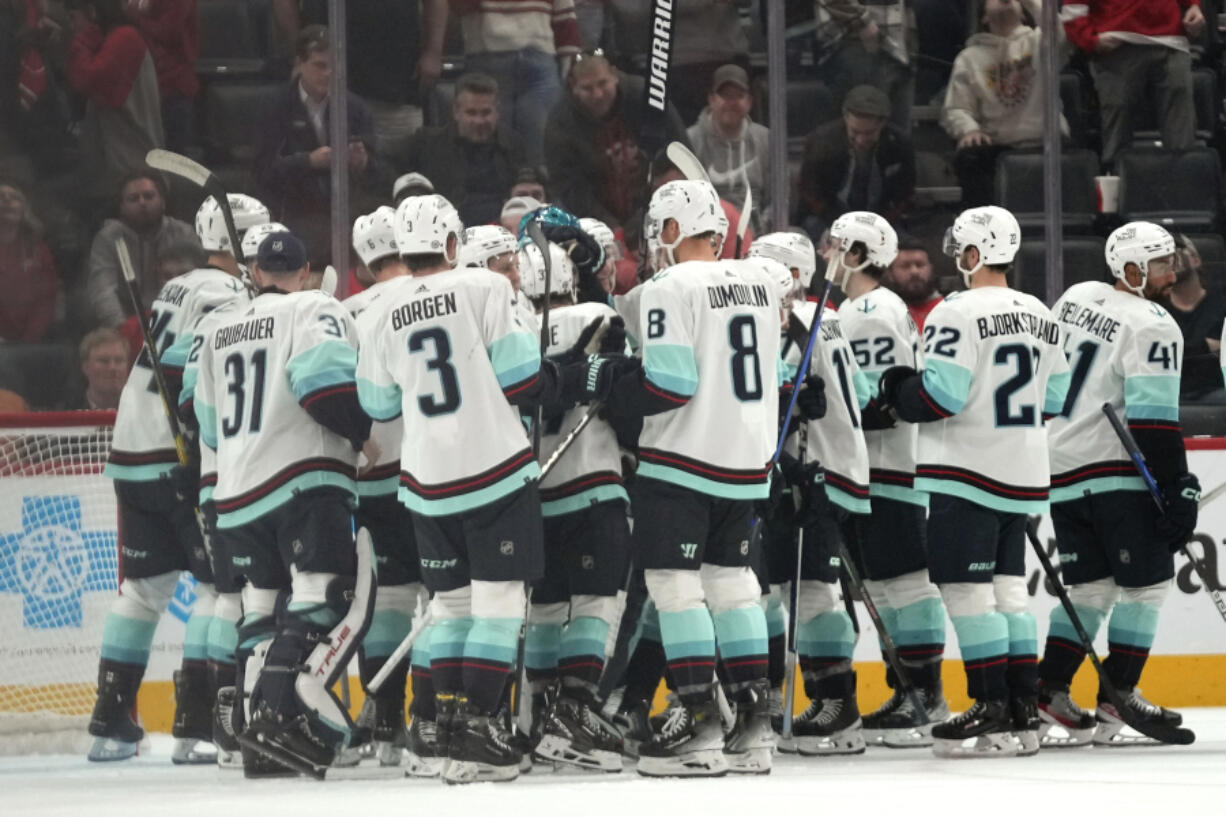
409,328 -> 461,416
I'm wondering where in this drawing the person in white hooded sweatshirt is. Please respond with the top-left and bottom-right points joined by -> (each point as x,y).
941,0 -> 1069,206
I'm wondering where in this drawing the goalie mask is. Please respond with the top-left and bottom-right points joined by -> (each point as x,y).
459,224 -> 519,269
352,206 -> 399,269
196,194 -> 270,254
748,231 -> 818,292
395,194 -> 463,267
943,205 -> 1020,288
824,211 -> 898,290
1105,221 -> 1176,297
240,221 -> 289,264
645,179 -> 725,271
518,242 -> 576,302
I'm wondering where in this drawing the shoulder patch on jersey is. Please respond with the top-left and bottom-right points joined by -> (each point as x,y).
857,299 -> 876,314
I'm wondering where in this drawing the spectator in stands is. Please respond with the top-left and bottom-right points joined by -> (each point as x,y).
883,236 -> 942,328
544,51 -> 689,229
76,327 -> 128,409
65,0 -> 163,204
1063,0 -> 1204,165
1167,234 -> 1226,401
253,25 -> 379,269
942,0 -> 1069,206
500,195 -> 542,236
454,0 -> 581,166
125,0 -> 199,156
275,0 -> 449,158
3,0 -> 76,173
397,73 -> 524,227
0,179 -> 61,342
112,238 -> 207,356
815,0 -> 917,130
795,84 -> 915,243
86,171 -> 197,328
607,1 -> 751,125
686,64 -> 771,232
392,171 -> 434,205
510,165 -> 550,203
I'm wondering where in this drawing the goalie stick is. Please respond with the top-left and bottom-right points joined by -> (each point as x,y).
780,422 -> 806,739
145,149 -> 243,266
1102,404 -> 1226,625
1024,518 -> 1194,745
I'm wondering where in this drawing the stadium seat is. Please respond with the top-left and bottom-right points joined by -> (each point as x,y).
202,82 -> 280,164
1116,147 -> 1222,231
994,149 -> 1099,233
1013,237 -> 1107,304
1132,67 -> 1219,142
197,0 -> 267,78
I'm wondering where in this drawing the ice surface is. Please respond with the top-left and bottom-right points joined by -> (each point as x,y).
7,709 -> 1225,817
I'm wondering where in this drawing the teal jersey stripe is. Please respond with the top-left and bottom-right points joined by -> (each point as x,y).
161,332 -> 192,370
216,471 -> 357,529
206,614 -> 238,664
357,377 -> 402,421
1124,374 -> 1180,422
852,367 -> 873,409
540,484 -> 629,517
711,607 -> 767,659
1049,603 -> 1107,645
363,610 -> 413,659
796,611 -> 855,659
399,461 -> 540,517
1049,475 -> 1146,503
560,617 -> 610,660
637,461 -> 768,500
525,623 -> 563,671
430,617 -> 473,660
180,364 -> 199,410
104,461 -> 177,482
922,357 -> 972,414
410,623 -> 435,667
894,598 -> 946,647
1107,601 -> 1160,650
779,356 -> 795,387
645,343 -> 699,397
489,331 -> 540,390
1045,369 -> 1071,416
658,608 -> 716,662
949,612 -> 1008,661
869,481 -> 929,507
915,476 -> 1048,514
100,614 -> 159,666
195,398 -> 218,449
357,474 -> 400,497
183,613 -> 212,662
288,340 -> 358,401
466,616 -> 523,664
827,484 -> 872,514
1001,611 -> 1038,656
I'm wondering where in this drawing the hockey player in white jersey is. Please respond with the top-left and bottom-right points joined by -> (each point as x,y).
827,213 -> 950,746
241,221 -> 290,266
513,241 -> 630,771
601,179 -> 781,777
878,206 -> 1070,757
193,232 -> 374,777
88,194 -> 265,764
1038,222 -> 1199,746
338,207 -> 431,767
356,195 -> 612,783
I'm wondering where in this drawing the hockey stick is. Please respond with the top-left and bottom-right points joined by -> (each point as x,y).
539,401 -> 602,480
321,265 -> 338,298
780,424 -> 806,739
735,182 -> 752,259
145,149 -> 243,263
1024,519 -> 1194,744
1102,404 -> 1226,624
116,239 -> 190,468
837,540 -> 929,727
367,606 -> 434,696
665,142 -> 710,184
772,277 -> 835,470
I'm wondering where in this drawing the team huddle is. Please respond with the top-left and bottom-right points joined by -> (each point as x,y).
85,174 -> 1205,782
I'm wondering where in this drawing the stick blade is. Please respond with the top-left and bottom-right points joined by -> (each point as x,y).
320,265 -> 338,296
114,239 -> 137,284
666,142 -> 710,183
145,149 -> 212,188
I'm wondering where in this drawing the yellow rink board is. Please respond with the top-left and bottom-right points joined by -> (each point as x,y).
94,653 -> 1225,734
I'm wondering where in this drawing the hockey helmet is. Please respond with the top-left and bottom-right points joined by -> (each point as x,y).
748,230 -> 818,289
460,224 -> 519,269
195,194 -> 270,254
943,205 -> 1020,288
352,206 -> 399,268
825,211 -> 899,289
579,217 -> 621,261
645,179 -> 725,271
395,194 -> 463,266
1105,221 -> 1176,297
519,242 -> 576,302
240,221 -> 289,263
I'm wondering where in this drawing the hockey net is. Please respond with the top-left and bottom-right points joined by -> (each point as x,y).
0,411 -> 119,755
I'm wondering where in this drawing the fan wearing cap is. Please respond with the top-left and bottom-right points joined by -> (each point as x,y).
87,195 -> 258,765
876,205 -> 1070,759
796,84 -> 916,243
1037,221 -> 1197,748
191,229 -> 373,774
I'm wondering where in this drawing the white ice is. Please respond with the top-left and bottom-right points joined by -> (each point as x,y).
7,710 -> 1226,817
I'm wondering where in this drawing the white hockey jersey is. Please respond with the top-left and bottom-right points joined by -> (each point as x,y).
194,290 -> 361,528
785,301 -> 873,514
614,283 -> 648,354
838,285 -> 926,507
356,268 -> 541,516
1048,281 -> 1183,502
537,301 -> 627,516
636,259 -> 782,501
346,279 -> 412,499
913,287 -> 1070,514
106,267 -> 248,483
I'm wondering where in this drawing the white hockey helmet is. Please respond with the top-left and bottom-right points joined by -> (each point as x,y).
240,221 -> 289,263
645,179 -> 725,271
195,194 -> 270,254
352,206 -> 399,268
519,242 -> 576,302
943,205 -> 1020,287
395,194 -> 463,266
460,224 -> 519,269
754,256 -> 796,317
825,211 -> 899,289
1105,221 -> 1176,297
579,217 -> 621,261
748,231 -> 818,290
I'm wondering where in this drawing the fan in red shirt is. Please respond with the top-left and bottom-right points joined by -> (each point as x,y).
882,237 -> 943,330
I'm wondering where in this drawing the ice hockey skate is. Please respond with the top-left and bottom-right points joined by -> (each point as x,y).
1011,695 -> 1041,756
931,699 -> 1019,758
864,686 -> 949,749
722,682 -> 774,774
170,667 -> 217,765
87,662 -> 144,762
535,693 -> 624,772
636,698 -> 729,778
405,715 -> 444,777
1094,689 -> 1188,747
611,699 -> 652,759
442,698 -> 523,784
792,695 -> 865,756
212,685 -> 244,769
1037,682 -> 1095,747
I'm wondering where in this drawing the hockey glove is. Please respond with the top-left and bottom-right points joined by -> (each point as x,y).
599,316 -> 628,355
168,457 -> 201,502
553,317 -> 605,367
560,354 -> 628,404
780,456 -> 827,529
859,399 -> 897,430
796,374 -> 827,420
876,365 -> 919,412
1157,472 -> 1201,553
